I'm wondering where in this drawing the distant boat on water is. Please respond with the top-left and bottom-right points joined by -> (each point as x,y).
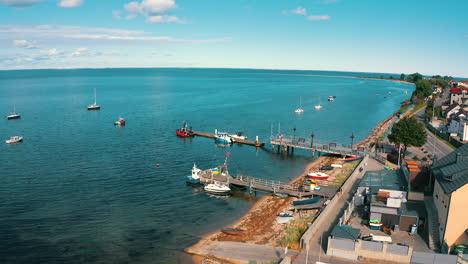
6,104 -> 20,119
294,96 -> 304,113
5,136 -> 23,144
87,88 -> 100,110
114,117 -> 125,126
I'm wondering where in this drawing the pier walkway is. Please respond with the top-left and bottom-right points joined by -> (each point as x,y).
270,136 -> 386,163
190,130 -> 265,147
199,169 -> 337,198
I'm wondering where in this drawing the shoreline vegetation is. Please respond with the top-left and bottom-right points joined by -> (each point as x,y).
186,74 -> 415,263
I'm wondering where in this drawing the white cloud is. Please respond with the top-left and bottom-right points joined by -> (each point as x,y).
307,15 -> 331,21
70,47 -> 88,56
112,10 -> 122,19
125,0 -> 176,15
13,39 -> 39,48
64,33 -> 227,44
0,0 -> 41,6
40,48 -> 59,55
291,6 -> 307,16
146,15 -> 182,23
57,0 -> 83,8
123,0 -> 180,23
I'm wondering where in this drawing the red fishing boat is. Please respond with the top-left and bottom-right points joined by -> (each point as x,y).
345,156 -> 363,162
221,228 -> 246,236
114,117 -> 125,126
176,122 -> 193,137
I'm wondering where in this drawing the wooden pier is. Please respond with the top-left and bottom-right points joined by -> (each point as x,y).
270,136 -> 380,158
198,168 -> 337,198
190,130 -> 265,147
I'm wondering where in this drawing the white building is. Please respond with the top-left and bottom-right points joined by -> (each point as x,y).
447,117 -> 468,141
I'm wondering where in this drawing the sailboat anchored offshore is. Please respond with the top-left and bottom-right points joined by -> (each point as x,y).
87,88 -> 101,110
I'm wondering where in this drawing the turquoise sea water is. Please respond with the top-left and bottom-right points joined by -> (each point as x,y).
0,68 -> 413,263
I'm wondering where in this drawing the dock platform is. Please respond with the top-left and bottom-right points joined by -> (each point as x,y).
190,130 -> 265,147
198,169 -> 337,198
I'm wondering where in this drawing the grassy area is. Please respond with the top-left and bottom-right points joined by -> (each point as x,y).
331,161 -> 360,188
409,103 -> 427,115
276,215 -> 315,250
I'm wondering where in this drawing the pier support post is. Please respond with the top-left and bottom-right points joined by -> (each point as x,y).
291,147 -> 294,154
312,150 -> 316,160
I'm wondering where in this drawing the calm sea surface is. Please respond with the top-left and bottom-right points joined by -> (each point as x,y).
0,68 -> 413,263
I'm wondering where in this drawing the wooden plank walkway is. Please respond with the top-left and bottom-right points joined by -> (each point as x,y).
190,130 -> 265,147
199,169 -> 337,198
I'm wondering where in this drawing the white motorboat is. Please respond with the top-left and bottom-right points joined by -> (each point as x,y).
214,130 -> 234,144
315,104 -> 322,110
204,182 -> 231,194
294,96 -> 304,113
114,117 -> 125,126
87,88 -> 101,110
5,136 -> 23,144
229,132 -> 247,140
328,96 -> 334,102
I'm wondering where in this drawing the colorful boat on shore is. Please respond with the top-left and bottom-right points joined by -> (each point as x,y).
277,212 -> 294,217
345,156 -> 363,162
293,196 -> 321,206
275,193 -> 288,198
221,228 -> 246,236
307,172 -> 329,179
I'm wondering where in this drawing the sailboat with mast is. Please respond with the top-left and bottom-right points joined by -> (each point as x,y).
6,104 -> 21,119
204,153 -> 231,195
87,88 -> 101,110
294,96 -> 304,113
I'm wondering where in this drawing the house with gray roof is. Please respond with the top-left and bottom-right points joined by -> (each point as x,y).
431,143 -> 468,253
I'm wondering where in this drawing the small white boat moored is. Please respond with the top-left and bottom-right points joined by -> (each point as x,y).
229,132 -> 247,140
204,182 -> 231,194
314,104 -> 322,110
5,136 -> 23,144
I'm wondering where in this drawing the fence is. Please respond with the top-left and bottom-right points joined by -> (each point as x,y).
327,239 -> 413,263
300,155 -> 369,248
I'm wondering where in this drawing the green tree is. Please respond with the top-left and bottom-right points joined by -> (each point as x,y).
412,79 -> 433,99
400,73 -> 406,80
406,72 -> 423,83
388,116 -> 427,158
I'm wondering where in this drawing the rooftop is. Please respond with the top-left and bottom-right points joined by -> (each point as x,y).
331,225 -> 361,240
432,144 -> 468,194
359,170 -> 406,193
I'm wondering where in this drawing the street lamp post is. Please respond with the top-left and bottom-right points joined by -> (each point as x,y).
293,127 -> 297,144
350,133 -> 355,150
310,132 -> 315,148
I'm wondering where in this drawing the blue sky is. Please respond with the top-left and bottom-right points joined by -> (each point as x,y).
0,0 -> 467,76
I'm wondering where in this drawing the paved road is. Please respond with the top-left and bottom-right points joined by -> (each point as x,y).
412,103 -> 453,159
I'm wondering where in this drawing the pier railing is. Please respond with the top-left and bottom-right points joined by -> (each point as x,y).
235,174 -> 300,192
270,136 -> 382,159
